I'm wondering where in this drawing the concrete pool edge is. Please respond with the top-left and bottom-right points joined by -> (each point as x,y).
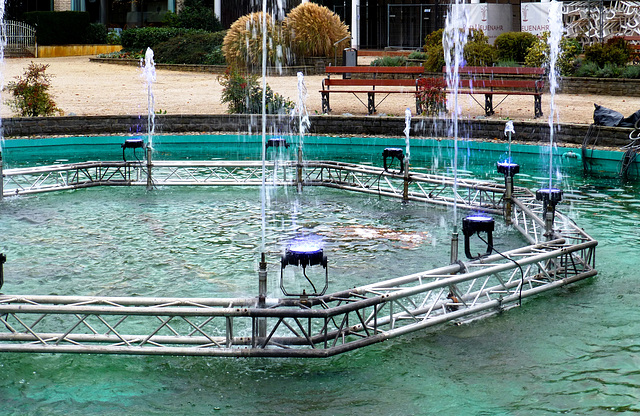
2,114 -> 634,149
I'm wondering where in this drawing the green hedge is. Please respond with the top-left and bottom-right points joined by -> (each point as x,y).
153,31 -> 226,65
23,11 -> 90,45
494,32 -> 537,63
120,27 -> 203,51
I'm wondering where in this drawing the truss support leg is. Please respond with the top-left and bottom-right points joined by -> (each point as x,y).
450,231 -> 459,264
296,146 -> 303,193
258,253 -> 267,338
146,146 -> 153,191
0,253 -> 5,291
403,158 -> 410,201
504,175 -> 513,225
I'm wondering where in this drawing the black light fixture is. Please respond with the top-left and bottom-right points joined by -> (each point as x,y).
280,238 -> 328,297
266,137 -> 290,150
383,148 -> 404,173
121,138 -> 145,161
536,188 -> 563,207
462,214 -> 495,259
497,161 -> 520,177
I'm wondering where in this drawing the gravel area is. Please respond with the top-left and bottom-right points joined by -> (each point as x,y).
2,56 -> 639,125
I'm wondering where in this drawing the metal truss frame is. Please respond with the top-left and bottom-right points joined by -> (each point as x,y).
0,159 -> 597,357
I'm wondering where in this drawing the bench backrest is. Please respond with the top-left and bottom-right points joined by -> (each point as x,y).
326,66 -> 424,75
442,66 -> 545,76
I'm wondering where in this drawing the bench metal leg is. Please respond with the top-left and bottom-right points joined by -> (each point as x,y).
484,94 -> 494,116
367,93 -> 376,114
321,92 -> 331,113
534,95 -> 543,118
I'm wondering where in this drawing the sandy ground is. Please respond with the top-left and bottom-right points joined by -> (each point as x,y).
2,56 -> 640,125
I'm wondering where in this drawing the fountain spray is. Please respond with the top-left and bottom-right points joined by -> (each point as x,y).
547,0 -> 563,191
444,1 -> 469,263
0,0 -> 5,201
403,107 -> 411,200
141,48 -> 156,190
293,72 -> 310,192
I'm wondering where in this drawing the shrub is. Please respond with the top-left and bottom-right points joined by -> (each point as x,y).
423,28 -> 497,71
283,2 -> 350,60
121,27 -> 197,50
494,31 -> 537,63
524,32 -> 580,75
573,60 -> 600,77
222,12 -> 287,69
86,23 -> 107,44
423,29 -> 445,72
23,11 -> 90,45
153,31 -> 227,65
408,51 -> 426,60
370,56 -> 407,66
621,64 -> 640,79
5,62 -> 62,117
106,30 -> 121,45
584,37 -> 632,67
417,77 -> 446,115
218,68 -> 293,114
464,42 -> 497,66
164,0 -> 223,32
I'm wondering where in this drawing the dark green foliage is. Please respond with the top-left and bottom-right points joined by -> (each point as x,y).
120,27 -> 199,50
153,31 -> 227,65
621,65 -> 640,79
370,56 -> 407,66
23,11 -> 90,45
86,23 -> 107,44
423,29 -> 445,72
494,31 -> 537,63
164,0 -> 223,32
218,68 -> 293,114
584,37 -> 632,67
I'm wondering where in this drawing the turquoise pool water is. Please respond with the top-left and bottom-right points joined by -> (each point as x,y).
1,135 -> 638,415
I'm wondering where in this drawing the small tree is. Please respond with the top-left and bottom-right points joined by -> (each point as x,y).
218,67 -> 293,114
5,62 -> 62,117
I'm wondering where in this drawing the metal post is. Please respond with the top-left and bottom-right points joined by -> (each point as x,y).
545,207 -> 555,239
403,158 -> 409,201
258,253 -> 267,338
504,175 -> 513,225
296,146 -> 303,192
450,229 -> 459,264
0,253 -> 6,291
146,146 -> 152,190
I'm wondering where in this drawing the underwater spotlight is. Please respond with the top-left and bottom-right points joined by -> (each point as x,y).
280,240 -> 328,297
497,161 -> 520,177
462,214 -> 495,259
121,138 -> 146,161
266,137 -> 290,150
0,252 -> 5,290
383,148 -> 404,173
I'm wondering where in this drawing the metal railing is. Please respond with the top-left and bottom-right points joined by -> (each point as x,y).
0,159 -> 597,357
4,20 -> 36,57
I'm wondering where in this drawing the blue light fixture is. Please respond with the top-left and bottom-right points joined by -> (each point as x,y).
280,238 -> 328,297
121,138 -> 145,161
462,214 -> 495,259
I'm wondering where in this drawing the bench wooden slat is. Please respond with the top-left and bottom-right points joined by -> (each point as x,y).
456,79 -> 542,89
324,78 -> 418,87
326,66 -> 424,75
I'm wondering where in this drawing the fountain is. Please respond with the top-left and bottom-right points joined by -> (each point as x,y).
0,2 -> 598,359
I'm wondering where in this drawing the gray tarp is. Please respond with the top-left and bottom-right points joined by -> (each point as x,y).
593,103 -> 640,128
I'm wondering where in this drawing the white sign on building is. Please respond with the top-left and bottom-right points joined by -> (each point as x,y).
464,4 -> 513,44
521,2 -> 552,36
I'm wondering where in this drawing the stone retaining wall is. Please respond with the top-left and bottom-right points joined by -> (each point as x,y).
560,77 -> 640,97
2,115 -> 632,149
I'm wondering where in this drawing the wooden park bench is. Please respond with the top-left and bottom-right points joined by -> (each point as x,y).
623,36 -> 640,64
320,66 -> 424,115
443,66 -> 545,118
